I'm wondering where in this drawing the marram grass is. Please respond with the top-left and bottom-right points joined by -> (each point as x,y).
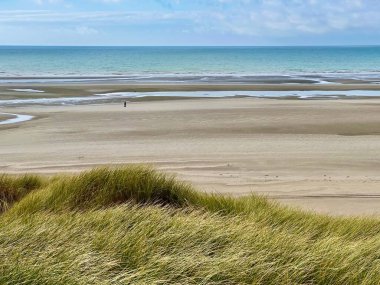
1,166 -> 380,284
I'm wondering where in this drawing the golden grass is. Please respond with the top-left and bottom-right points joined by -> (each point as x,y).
1,166 -> 380,284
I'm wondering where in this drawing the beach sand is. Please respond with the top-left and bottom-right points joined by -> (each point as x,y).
1,97 -> 380,215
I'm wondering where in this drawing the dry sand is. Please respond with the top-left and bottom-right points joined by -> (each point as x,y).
1,97 -> 380,216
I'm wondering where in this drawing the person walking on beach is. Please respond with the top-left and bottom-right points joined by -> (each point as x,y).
124,101 -> 127,108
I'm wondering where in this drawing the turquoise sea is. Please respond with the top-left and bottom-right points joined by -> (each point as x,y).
1,46 -> 380,83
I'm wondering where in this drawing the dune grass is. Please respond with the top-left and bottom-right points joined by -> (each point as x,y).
1,165 -> 380,284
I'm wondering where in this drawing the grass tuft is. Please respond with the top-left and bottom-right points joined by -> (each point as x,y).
11,166 -> 198,214
0,174 -> 45,213
1,165 -> 380,284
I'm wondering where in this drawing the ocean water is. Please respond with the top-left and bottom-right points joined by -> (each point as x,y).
1,46 -> 380,83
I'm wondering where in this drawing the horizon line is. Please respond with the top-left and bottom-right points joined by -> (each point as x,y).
1,44 -> 380,48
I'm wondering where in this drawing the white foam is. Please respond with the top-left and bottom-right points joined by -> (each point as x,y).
0,96 -> 103,106
0,90 -> 379,107
97,90 -> 380,99
0,113 -> 34,125
1,71 -> 380,84
9,89 -> 45,93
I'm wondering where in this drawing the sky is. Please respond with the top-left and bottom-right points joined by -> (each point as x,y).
0,0 -> 380,46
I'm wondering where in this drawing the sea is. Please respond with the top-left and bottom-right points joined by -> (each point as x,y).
1,46 -> 380,84
1,45 -> 380,117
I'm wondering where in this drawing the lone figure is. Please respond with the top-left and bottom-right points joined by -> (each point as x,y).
123,101 -> 127,108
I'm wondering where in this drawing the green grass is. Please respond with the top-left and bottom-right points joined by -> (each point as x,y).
1,165 -> 380,284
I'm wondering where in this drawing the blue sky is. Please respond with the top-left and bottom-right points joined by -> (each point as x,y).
0,0 -> 380,45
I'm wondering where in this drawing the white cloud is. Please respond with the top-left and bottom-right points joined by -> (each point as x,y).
4,0 -> 380,38
75,26 -> 99,35
0,10 -> 195,23
99,0 -> 122,3
35,0 -> 63,4
204,0 -> 380,36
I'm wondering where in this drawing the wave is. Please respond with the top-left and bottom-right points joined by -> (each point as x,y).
1,72 -> 380,84
1,90 -> 380,107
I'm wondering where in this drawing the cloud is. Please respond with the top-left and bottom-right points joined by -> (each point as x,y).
99,0 -> 122,3
0,10 -> 196,23
35,0 -> 64,4
4,0 -> 380,38
196,0 -> 380,36
75,26 -> 99,35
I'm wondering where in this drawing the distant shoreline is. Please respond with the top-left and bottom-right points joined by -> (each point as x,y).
1,74 -> 380,86
1,83 -> 380,107
3,82 -> 380,91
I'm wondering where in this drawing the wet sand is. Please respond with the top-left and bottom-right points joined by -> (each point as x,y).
0,114 -> 12,121
1,97 -> 380,216
2,82 -> 380,101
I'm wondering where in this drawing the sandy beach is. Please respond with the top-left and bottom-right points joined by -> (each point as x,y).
4,7 -> 380,282
1,96 -> 380,215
